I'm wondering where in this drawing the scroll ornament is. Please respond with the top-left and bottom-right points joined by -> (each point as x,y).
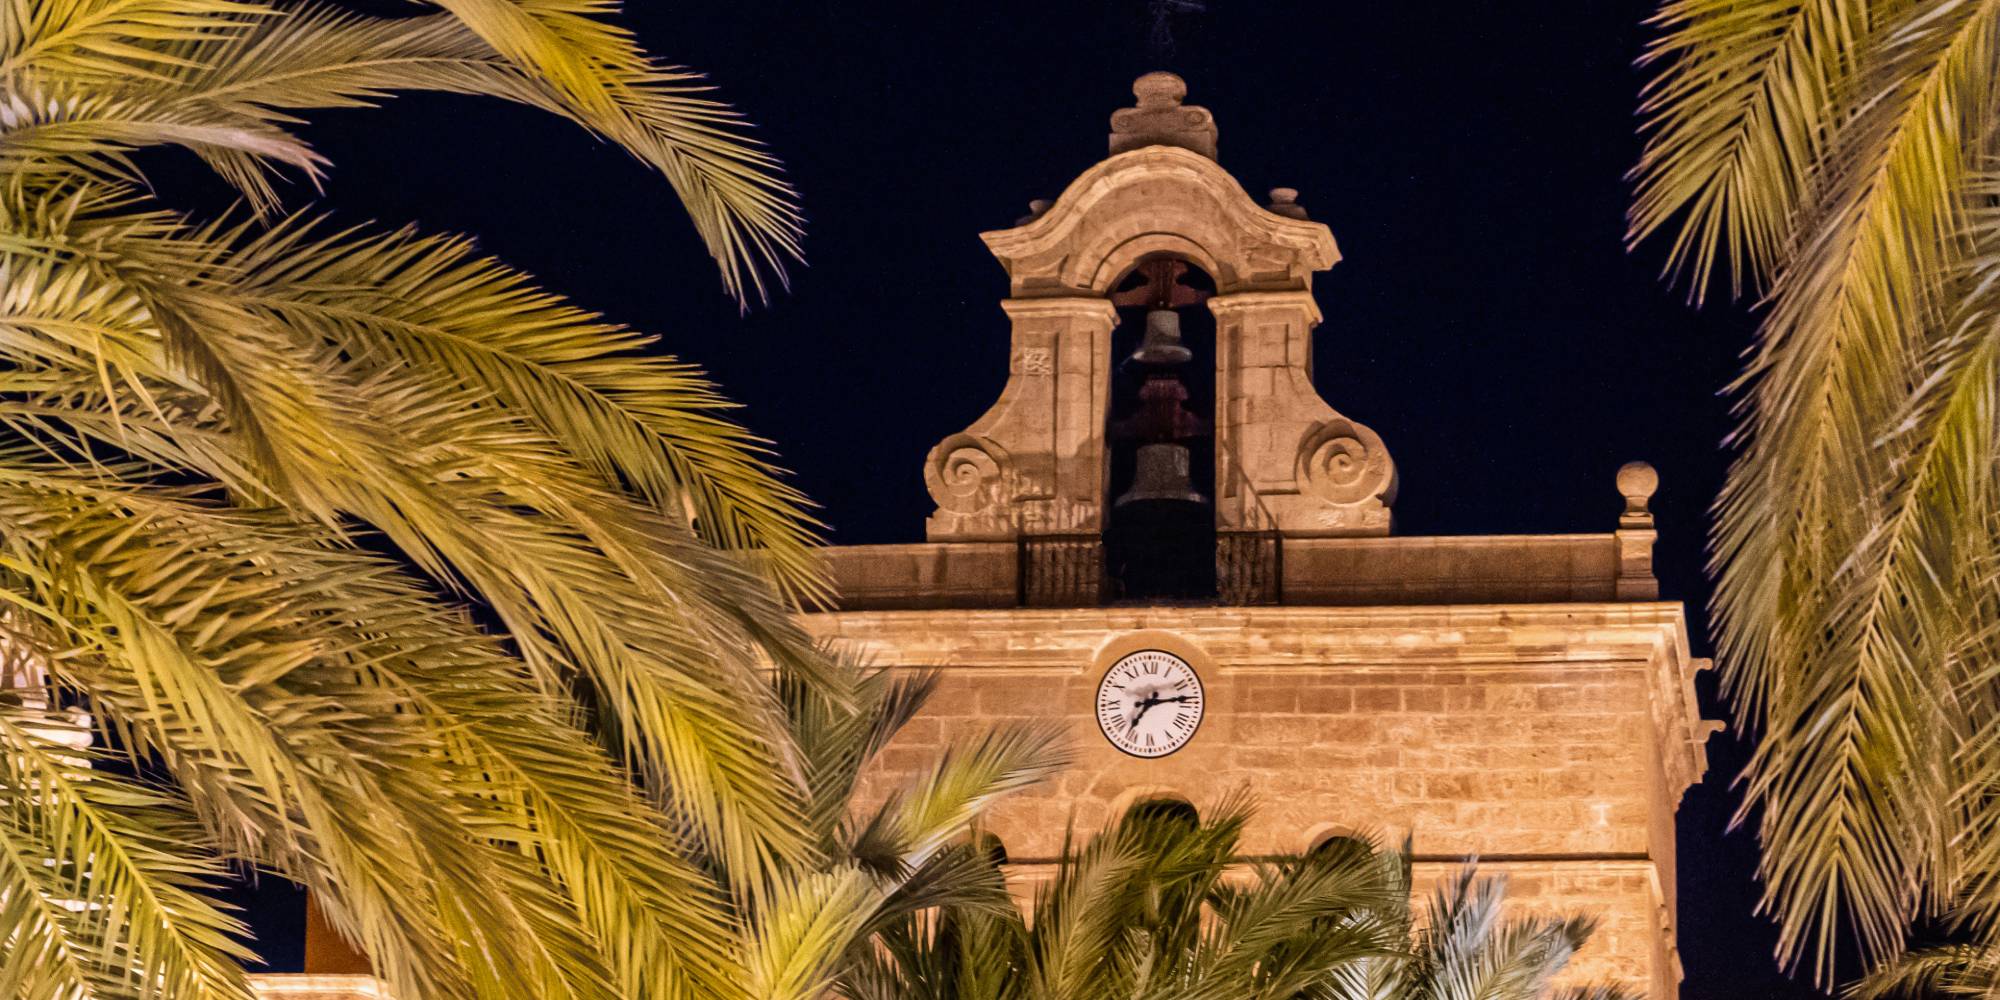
924,434 -> 1009,514
1296,418 -> 1396,506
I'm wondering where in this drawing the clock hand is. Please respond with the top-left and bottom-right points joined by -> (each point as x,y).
1129,693 -> 1163,726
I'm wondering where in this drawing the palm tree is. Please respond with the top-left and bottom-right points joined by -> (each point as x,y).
837,798 -> 1626,1000
723,654 -> 1069,1000
0,3 -> 991,1000
1332,860 -> 1633,1000
1629,0 -> 2000,983
1850,942 -> 2000,998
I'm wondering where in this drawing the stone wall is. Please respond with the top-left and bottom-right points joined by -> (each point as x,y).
815,603 -> 1708,998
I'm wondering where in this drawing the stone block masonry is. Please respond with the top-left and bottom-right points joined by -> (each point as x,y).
814,604 -> 1710,998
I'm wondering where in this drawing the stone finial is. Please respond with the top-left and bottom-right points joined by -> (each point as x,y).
1110,71 -> 1218,160
1267,187 -> 1308,220
1616,461 -> 1658,529
1015,198 -> 1054,226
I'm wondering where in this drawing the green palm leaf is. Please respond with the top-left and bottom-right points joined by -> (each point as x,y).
838,802 -> 1618,1000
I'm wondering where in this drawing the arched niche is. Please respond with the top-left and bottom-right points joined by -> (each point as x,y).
1305,826 -> 1376,860
970,830 -> 1010,866
1118,793 -> 1200,830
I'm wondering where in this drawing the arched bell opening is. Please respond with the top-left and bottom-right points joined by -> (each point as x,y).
1104,256 -> 1217,602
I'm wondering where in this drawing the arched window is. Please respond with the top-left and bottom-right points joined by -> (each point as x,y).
1123,795 -> 1200,830
1307,829 -> 1374,864
970,831 -> 1009,867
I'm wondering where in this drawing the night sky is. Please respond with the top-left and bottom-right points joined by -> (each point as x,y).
184,2 -> 1824,996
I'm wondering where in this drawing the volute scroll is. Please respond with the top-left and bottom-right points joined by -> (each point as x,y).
1297,418 -> 1396,508
924,433 -> 1010,516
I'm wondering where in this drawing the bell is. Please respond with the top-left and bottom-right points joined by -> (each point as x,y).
1130,309 -> 1193,365
1116,442 -> 1208,507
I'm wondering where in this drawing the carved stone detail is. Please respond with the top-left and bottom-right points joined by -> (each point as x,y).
1298,418 -> 1394,506
1212,291 -> 1394,537
1012,347 -> 1053,376
1108,71 -> 1218,160
924,434 -> 1007,514
925,298 -> 1118,542
983,145 -> 1336,299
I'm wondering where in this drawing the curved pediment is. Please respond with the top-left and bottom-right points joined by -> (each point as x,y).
980,145 -> 1340,297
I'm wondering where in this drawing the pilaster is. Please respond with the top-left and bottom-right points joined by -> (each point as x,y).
1210,291 -> 1395,536
925,297 -> 1118,540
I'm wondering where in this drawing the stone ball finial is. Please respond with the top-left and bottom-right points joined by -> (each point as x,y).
1616,461 -> 1658,527
1133,71 -> 1187,109
1016,198 -> 1054,226
1267,187 -> 1308,220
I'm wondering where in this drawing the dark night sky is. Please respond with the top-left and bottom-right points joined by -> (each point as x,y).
192,2 -> 1825,996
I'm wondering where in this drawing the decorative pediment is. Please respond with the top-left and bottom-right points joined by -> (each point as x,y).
981,145 -> 1339,298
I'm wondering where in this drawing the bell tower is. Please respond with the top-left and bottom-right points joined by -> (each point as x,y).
924,72 -> 1392,563
813,74 -> 1717,998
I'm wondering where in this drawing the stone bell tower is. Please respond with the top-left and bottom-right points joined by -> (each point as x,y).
924,71 -> 1391,551
811,73 -> 1717,998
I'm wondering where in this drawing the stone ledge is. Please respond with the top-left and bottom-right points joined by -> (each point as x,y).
1281,534 -> 1621,604
805,602 -> 1694,668
816,533 -> 1637,612
248,975 -> 385,1000
817,541 -> 1017,610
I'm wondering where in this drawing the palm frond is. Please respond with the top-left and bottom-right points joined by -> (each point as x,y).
1,181 -> 827,888
1847,942 -> 2000,997
1635,0 -> 2000,979
845,722 -> 1069,876
219,218 -> 826,601
846,801 -> 1616,1000
1629,0 -> 1876,300
414,0 -> 801,305
6,0 -> 798,304
0,0 -> 262,84
0,691 -> 256,1000
742,866 -> 881,1000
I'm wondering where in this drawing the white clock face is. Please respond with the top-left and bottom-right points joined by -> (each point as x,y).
1096,649 -> 1204,758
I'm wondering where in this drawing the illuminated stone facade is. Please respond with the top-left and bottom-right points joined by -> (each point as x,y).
810,73 -> 1718,999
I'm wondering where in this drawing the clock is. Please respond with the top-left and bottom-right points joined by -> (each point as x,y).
1096,649 -> 1204,758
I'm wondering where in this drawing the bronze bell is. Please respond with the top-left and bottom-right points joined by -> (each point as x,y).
1116,442 -> 1208,507
1130,308 -> 1193,365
